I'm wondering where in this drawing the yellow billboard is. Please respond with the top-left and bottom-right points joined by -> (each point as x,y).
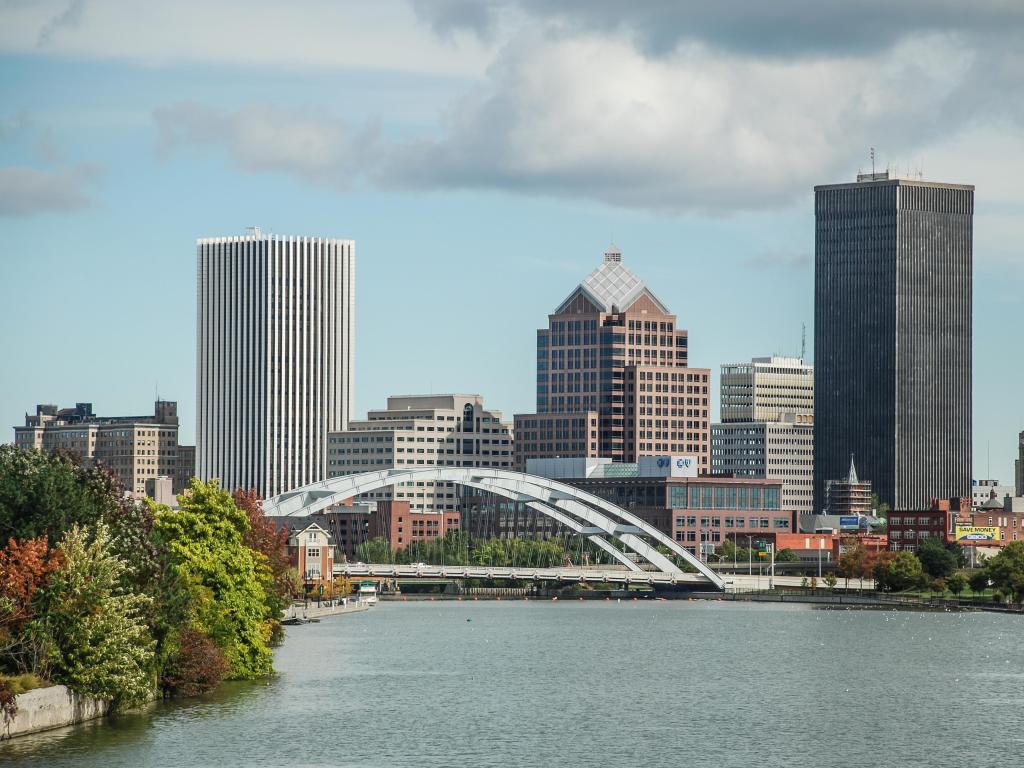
954,526 -> 1001,543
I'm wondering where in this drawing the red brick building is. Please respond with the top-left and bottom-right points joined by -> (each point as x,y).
371,500 -> 460,550
285,522 -> 335,586
887,497 -> 969,552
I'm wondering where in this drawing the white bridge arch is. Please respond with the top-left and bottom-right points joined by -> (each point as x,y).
264,467 -> 725,590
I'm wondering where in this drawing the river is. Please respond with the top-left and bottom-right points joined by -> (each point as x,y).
2,600 -> 1021,767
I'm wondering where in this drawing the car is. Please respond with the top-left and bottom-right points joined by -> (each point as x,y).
410,562 -> 428,568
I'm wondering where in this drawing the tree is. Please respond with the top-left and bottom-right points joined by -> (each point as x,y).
886,551 -> 924,591
947,572 -> 968,597
774,548 -> 800,563
983,541 -> 1024,603
0,536 -> 63,673
838,544 -> 868,589
233,488 -> 296,641
0,447 -> 114,541
154,479 -> 274,680
160,628 -> 230,698
870,551 -> 898,591
31,523 -> 154,707
823,572 -> 838,591
917,538 -> 958,579
968,570 -> 990,595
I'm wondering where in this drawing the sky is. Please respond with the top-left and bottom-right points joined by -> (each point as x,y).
1,0 -> 1022,482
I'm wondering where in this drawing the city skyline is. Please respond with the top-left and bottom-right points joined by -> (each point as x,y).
2,2 -> 1023,483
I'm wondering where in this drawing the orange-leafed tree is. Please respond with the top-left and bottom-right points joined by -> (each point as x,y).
0,536 -> 63,672
232,488 -> 296,638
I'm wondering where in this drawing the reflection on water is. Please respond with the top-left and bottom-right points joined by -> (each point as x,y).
1,601 -> 1020,768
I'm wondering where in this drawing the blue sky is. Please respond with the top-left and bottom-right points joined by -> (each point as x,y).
1,1 -> 1022,482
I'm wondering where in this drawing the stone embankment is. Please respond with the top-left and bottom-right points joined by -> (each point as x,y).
2,685 -> 109,740
283,600 -> 371,620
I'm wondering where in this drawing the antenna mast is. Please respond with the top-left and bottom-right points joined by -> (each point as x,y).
870,147 -> 876,176
800,322 -> 806,362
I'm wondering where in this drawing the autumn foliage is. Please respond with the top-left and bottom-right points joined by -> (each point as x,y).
0,536 -> 63,666
161,628 -> 230,698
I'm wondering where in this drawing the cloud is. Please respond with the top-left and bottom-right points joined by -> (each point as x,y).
744,251 -> 812,270
379,31 -> 1003,212
153,103 -> 380,189
0,164 -> 97,216
416,1 -> 1024,58
36,0 -> 85,47
411,0 -> 501,41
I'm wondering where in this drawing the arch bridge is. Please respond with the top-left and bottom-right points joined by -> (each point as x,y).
264,467 -> 725,590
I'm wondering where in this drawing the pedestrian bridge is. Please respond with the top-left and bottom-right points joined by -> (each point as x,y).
265,467 -> 726,590
334,562 -> 711,586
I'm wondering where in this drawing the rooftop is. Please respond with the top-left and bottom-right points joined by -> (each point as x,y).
554,245 -> 670,314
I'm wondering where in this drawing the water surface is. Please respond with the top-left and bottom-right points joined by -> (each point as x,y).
3,600 -> 1020,767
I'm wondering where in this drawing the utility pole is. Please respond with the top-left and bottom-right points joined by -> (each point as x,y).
769,543 -> 776,590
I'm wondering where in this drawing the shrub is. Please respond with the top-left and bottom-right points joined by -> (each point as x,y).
161,628 -> 230,698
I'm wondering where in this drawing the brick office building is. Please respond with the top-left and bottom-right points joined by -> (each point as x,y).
515,246 -> 711,472
887,497 -> 969,552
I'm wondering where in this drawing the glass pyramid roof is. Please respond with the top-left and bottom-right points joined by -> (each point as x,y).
555,245 -> 669,314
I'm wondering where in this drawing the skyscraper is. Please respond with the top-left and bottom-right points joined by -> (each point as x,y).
196,228 -> 354,498
813,172 -> 973,511
515,245 -> 711,471
711,356 -> 814,515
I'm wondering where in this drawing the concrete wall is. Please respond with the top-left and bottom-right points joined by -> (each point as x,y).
3,685 -> 109,740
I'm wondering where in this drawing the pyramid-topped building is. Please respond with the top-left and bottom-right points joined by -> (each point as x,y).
515,246 -> 711,471
554,245 -> 670,315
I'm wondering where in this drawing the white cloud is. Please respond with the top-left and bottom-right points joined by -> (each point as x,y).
0,0 -> 495,77
0,164 -> 97,216
154,102 -> 379,188
380,31 -> 996,211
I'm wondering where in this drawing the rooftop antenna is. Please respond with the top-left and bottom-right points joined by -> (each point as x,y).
870,147 -> 875,176
800,322 -> 806,362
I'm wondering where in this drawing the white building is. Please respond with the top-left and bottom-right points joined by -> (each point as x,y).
196,228 -> 354,498
326,394 -> 512,513
712,356 -> 815,515
972,479 -> 1015,510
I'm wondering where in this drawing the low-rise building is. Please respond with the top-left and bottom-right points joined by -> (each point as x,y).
463,456 -> 793,558
972,480 -> 1015,510
13,400 -> 195,499
967,494 -> 1024,546
887,497 -> 969,552
285,521 -> 335,587
326,394 -> 512,514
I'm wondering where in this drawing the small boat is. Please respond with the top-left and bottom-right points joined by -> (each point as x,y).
357,581 -> 378,605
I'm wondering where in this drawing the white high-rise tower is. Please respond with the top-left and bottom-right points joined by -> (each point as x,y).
196,228 -> 354,498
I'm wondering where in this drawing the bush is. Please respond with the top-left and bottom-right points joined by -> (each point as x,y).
161,628 -> 230,698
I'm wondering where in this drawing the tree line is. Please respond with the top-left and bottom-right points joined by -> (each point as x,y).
0,446 -> 295,713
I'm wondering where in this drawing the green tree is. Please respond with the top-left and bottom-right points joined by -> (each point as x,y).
984,541 -> 1024,603
154,479 -> 273,680
917,538 -> 958,579
947,572 -> 968,597
823,572 -> 838,591
886,551 -> 924,591
31,523 -> 154,708
968,570 -> 990,595
0,447 -> 116,541
354,537 -> 394,564
774,548 -> 800,563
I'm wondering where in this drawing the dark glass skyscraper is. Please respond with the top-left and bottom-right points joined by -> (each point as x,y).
813,173 -> 973,512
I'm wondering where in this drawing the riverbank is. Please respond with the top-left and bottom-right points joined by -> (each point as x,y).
283,600 -> 371,620
2,685 -> 110,741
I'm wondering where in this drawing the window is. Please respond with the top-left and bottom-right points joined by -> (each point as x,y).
306,547 -> 321,558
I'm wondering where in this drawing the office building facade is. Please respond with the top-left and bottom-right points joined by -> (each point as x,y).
13,400 -> 194,498
1017,431 -> 1024,497
813,173 -> 973,511
326,394 -> 513,513
515,245 -> 711,471
712,356 -> 814,515
196,229 -> 354,498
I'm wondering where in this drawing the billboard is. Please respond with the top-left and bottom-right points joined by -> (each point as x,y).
954,526 -> 1001,543
839,516 -> 860,530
